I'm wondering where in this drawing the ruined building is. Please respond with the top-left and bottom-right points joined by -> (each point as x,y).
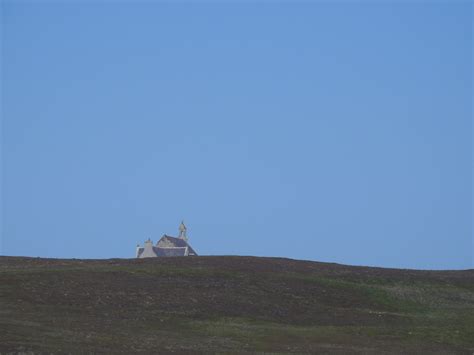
136,222 -> 198,258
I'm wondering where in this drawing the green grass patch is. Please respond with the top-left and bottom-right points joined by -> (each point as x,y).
187,317 -> 474,351
281,273 -> 427,313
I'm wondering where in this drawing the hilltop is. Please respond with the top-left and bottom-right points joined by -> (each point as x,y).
1,256 -> 473,353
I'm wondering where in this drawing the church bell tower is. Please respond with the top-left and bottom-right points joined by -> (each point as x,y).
178,221 -> 188,242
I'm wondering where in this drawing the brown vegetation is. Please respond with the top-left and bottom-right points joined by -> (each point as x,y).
1,256 -> 473,353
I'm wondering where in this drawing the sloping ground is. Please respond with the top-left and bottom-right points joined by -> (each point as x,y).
1,256 -> 473,354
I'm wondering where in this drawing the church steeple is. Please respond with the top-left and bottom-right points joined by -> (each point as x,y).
178,221 -> 188,241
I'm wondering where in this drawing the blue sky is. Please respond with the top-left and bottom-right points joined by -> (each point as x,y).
1,1 -> 472,269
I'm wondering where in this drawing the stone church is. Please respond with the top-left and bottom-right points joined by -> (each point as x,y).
136,222 -> 198,258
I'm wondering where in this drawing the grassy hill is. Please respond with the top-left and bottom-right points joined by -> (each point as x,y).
1,256 -> 473,354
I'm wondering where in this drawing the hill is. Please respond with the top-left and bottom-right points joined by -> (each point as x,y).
1,256 -> 473,353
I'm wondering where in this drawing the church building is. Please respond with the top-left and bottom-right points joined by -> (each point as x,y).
136,222 -> 198,258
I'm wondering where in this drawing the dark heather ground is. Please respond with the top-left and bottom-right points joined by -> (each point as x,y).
0,256 -> 473,354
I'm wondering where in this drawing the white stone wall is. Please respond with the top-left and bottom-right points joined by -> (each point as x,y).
139,240 -> 157,258
157,238 -> 176,248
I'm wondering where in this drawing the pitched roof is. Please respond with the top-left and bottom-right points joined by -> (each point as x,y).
159,235 -> 188,247
154,247 -> 188,257
137,235 -> 198,258
157,235 -> 198,256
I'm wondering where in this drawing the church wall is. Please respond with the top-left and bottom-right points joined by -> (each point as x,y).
140,240 -> 157,258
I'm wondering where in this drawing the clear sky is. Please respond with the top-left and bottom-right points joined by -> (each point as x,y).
1,1 -> 472,269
